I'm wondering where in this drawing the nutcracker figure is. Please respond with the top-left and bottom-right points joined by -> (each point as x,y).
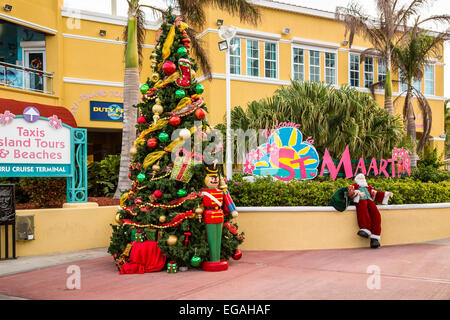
201,165 -> 238,271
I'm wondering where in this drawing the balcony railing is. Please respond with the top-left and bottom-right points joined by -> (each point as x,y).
0,62 -> 54,95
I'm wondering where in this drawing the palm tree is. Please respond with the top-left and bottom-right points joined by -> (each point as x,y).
392,23 -> 449,167
114,0 -> 260,198
335,0 -> 449,116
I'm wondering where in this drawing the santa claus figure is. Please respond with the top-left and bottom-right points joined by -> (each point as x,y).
348,174 -> 393,248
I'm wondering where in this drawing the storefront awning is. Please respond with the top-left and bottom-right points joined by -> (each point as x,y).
0,98 -> 77,128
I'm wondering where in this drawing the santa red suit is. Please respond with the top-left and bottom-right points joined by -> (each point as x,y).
348,174 -> 393,248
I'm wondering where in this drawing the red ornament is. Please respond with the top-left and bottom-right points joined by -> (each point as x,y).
147,138 -> 158,149
162,61 -> 176,75
154,190 -> 163,198
194,108 -> 206,119
184,231 -> 192,246
137,116 -> 147,124
134,197 -> 143,205
169,116 -> 181,126
232,249 -> 242,260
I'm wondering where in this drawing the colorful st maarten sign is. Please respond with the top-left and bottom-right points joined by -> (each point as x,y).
244,126 -> 410,181
0,108 -> 88,202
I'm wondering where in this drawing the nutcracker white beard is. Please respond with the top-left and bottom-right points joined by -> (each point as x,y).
355,173 -> 368,187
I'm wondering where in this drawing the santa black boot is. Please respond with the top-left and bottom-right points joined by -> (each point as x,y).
370,238 -> 381,249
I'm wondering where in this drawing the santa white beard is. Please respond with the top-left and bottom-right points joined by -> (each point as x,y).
356,180 -> 368,188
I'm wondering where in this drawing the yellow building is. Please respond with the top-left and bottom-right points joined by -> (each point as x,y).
0,0 -> 446,161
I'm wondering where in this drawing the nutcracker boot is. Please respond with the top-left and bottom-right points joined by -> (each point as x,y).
176,58 -> 191,88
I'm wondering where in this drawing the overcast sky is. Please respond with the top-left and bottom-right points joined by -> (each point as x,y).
64,0 -> 450,98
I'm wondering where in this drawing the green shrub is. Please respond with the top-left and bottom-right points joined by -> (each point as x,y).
19,177 -> 66,208
228,175 -> 450,207
412,147 -> 450,183
88,154 -> 120,197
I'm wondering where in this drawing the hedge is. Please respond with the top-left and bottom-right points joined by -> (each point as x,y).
227,175 -> 450,207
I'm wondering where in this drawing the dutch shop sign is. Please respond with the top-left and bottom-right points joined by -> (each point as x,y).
0,107 -> 87,202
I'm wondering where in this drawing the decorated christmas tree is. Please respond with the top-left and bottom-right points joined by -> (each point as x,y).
108,11 -> 244,274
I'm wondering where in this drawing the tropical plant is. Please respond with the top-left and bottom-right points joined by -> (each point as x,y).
392,23 -> 449,164
88,155 -> 121,197
114,0 -> 260,198
217,81 -> 405,161
335,0 -> 450,116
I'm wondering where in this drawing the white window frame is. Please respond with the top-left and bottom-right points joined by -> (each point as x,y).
399,69 -> 421,93
246,39 -> 259,77
229,37 -> 241,75
364,57 -> 374,88
21,41 -> 47,92
324,52 -> 336,85
377,58 -> 386,89
309,50 -> 321,82
349,53 -> 360,87
424,64 -> 435,96
263,40 -> 278,79
292,47 -> 305,81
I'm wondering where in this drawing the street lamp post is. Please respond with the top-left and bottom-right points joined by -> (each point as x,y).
218,25 -> 236,182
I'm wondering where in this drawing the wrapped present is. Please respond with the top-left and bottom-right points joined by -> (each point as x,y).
130,229 -> 144,242
170,154 -> 194,183
145,228 -> 157,241
167,260 -> 177,273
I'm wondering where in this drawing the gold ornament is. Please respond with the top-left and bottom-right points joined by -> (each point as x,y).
152,164 -> 160,172
151,73 -> 160,82
195,206 -> 204,215
152,103 -> 163,115
130,146 -> 137,155
167,235 -> 178,246
115,213 -> 121,224
159,215 -> 167,223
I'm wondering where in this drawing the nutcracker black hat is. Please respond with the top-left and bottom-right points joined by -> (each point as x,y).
205,163 -> 218,176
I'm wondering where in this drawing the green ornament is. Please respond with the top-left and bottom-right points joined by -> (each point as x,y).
137,173 -> 146,182
177,188 -> 188,197
190,255 -> 202,267
158,132 -> 169,143
177,47 -> 187,57
140,83 -> 149,94
195,84 -> 204,94
175,89 -> 186,99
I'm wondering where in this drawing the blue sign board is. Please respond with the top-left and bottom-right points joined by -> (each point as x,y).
90,101 -> 124,122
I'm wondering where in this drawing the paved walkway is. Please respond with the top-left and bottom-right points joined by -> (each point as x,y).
0,239 -> 449,300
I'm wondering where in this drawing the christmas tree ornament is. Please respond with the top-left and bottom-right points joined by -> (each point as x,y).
195,84 -> 204,94
152,164 -> 160,172
130,146 -> 137,156
169,115 -> 181,126
171,154 -> 194,183
194,108 -> 206,120
179,128 -> 191,140
176,58 -> 191,87
177,46 -> 187,57
140,83 -> 150,94
162,60 -> 176,75
158,132 -> 169,143
167,235 -> 178,246
190,249 -> 202,267
134,197 -> 143,205
167,261 -> 177,273
137,116 -> 147,124
184,231 -> 192,246
175,89 -> 186,99
177,188 -> 188,197
152,103 -> 163,115
137,173 -> 146,182
151,72 -> 160,82
147,138 -> 158,149
115,213 -> 121,224
159,215 -> 166,223
232,249 -> 242,260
